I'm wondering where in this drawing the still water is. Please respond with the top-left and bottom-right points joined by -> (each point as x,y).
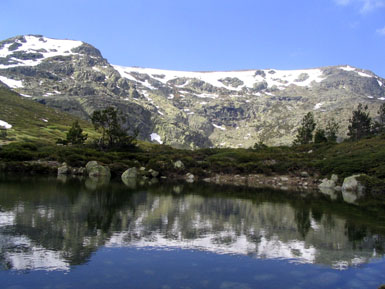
0,176 -> 384,289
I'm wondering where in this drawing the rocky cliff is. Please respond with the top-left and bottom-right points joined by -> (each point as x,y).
1,35 -> 384,148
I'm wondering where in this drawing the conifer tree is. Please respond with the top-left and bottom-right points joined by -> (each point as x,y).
314,128 -> 327,143
66,121 -> 88,145
293,112 -> 316,145
347,104 -> 372,141
325,118 -> 339,143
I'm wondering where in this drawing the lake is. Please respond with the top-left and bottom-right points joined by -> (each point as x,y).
0,176 -> 384,289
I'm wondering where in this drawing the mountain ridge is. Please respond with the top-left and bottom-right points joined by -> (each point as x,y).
1,35 -> 384,148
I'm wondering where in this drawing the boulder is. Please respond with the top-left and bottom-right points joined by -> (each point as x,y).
342,175 -> 366,204
318,175 -> 339,198
57,163 -> 70,175
174,160 -> 185,169
318,178 -> 336,189
342,175 -> 365,194
148,169 -> 159,178
185,173 -> 195,183
122,167 -> 138,181
280,176 -> 289,182
85,161 -> 110,178
300,171 -> 309,177
72,167 -> 86,176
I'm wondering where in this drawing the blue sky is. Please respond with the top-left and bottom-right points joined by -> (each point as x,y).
1,0 -> 385,76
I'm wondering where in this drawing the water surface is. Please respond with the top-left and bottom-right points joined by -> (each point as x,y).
0,176 -> 384,288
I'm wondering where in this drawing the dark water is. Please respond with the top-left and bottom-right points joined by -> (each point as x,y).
0,176 -> 384,289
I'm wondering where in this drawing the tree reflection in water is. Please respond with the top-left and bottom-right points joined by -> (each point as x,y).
0,176 -> 384,271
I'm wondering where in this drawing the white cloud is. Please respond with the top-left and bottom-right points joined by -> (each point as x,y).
334,0 -> 385,13
360,0 -> 385,12
335,0 -> 352,5
377,26 -> 385,35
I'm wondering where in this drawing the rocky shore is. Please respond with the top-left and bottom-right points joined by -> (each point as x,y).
0,158 -> 374,205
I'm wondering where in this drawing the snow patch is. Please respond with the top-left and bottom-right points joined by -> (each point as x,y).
357,71 -> 372,78
313,102 -> 324,110
367,96 -> 374,99
150,133 -> 163,144
378,80 -> 383,87
213,124 -> 226,131
0,76 -> 23,88
339,65 -> 356,72
20,93 -> 32,98
378,97 -> 385,101
0,120 -> 12,129
339,66 -> 373,78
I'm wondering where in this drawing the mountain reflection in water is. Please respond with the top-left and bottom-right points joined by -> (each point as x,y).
0,176 -> 383,272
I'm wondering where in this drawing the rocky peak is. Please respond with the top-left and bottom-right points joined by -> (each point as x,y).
1,35 -> 385,148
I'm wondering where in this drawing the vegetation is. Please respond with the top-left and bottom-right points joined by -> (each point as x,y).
66,121 -> 88,145
0,87 -> 97,144
91,107 -> 136,150
325,118 -> 339,143
293,112 -> 316,145
314,128 -> 327,144
347,104 -> 372,141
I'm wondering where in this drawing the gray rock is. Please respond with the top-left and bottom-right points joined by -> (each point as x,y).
174,160 -> 185,169
122,167 -> 138,179
72,167 -> 85,176
319,178 -> 336,189
148,169 -> 159,178
280,176 -> 289,182
342,175 -> 365,204
121,167 -> 138,188
342,175 -> 365,194
300,171 -> 309,177
318,176 -> 339,197
331,174 -> 338,183
185,173 -> 195,183
85,161 -> 110,178
58,163 -> 70,175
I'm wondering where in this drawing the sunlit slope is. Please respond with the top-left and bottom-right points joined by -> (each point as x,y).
0,87 -> 96,143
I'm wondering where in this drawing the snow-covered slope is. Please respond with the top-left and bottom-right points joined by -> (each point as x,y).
114,65 -> 326,91
1,34 -> 385,147
0,35 -> 83,68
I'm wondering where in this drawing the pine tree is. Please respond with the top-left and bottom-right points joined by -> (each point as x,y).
293,112 -> 316,145
314,128 -> 327,143
347,104 -> 372,141
373,103 -> 385,135
325,118 -> 339,143
91,107 -> 136,149
66,121 -> 88,145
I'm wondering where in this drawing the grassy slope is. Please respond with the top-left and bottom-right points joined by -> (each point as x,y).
0,87 -> 98,144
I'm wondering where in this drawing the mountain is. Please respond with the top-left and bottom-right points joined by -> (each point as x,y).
1,35 -> 384,148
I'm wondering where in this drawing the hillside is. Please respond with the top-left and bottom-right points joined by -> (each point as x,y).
1,35 -> 385,148
0,86 -> 97,144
